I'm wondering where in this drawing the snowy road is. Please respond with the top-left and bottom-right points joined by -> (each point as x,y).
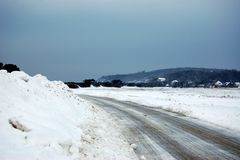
81,95 -> 240,160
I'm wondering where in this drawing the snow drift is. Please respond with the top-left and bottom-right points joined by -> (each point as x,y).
0,70 -> 137,160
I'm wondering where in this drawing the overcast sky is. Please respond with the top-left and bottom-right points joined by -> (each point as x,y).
0,0 -> 240,81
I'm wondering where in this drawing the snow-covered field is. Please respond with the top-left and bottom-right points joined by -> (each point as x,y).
0,71 -> 137,160
75,86 -> 240,132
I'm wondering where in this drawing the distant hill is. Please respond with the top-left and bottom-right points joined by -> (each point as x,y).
98,68 -> 240,85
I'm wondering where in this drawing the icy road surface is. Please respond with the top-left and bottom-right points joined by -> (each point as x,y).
81,95 -> 240,160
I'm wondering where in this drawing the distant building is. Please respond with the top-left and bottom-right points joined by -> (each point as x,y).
157,77 -> 166,82
223,82 -> 235,88
235,82 -> 240,88
215,81 -> 223,88
171,80 -> 179,87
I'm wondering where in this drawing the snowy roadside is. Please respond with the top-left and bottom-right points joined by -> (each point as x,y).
0,70 -> 137,160
74,86 -> 240,132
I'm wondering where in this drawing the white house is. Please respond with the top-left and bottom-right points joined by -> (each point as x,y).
158,77 -> 166,82
215,81 -> 223,87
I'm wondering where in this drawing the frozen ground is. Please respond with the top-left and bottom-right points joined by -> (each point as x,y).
75,86 -> 240,132
81,95 -> 240,159
0,71 -> 137,160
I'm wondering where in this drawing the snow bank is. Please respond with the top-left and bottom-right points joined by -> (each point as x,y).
75,87 -> 240,132
0,70 -> 137,160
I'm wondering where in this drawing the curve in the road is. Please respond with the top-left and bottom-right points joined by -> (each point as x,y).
81,95 -> 240,160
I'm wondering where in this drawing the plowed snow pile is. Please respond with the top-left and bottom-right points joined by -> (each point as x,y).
0,70 -> 137,160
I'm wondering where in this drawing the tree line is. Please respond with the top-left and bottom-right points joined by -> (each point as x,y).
65,78 -> 240,89
0,63 -> 20,73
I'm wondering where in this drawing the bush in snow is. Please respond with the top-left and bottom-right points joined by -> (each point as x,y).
65,82 -> 79,89
111,80 -> 124,88
83,79 -> 96,87
1,63 -> 20,73
0,62 -> 3,69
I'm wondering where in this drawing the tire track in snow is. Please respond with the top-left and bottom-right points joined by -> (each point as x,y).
81,95 -> 240,160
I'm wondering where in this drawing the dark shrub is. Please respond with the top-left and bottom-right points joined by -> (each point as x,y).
78,82 -> 91,88
92,82 -> 100,87
111,80 -> 124,88
65,82 -> 79,89
126,83 -> 137,87
2,64 -> 20,73
101,82 -> 113,87
78,79 -> 96,87
84,79 -> 95,85
0,62 -> 3,69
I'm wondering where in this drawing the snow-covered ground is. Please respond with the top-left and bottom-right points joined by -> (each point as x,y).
0,70 -> 137,160
75,86 -> 240,132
